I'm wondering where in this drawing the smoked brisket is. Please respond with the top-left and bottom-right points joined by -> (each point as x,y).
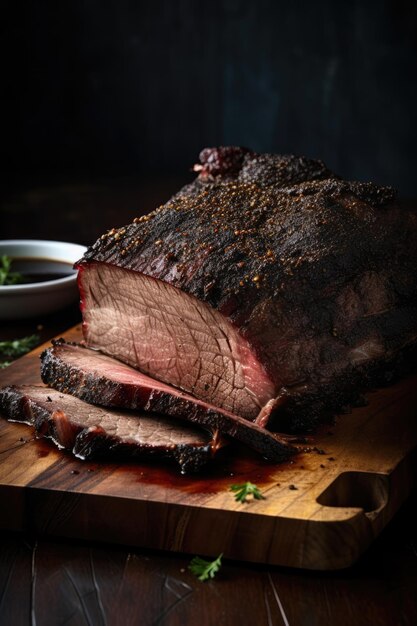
76,147 -> 417,431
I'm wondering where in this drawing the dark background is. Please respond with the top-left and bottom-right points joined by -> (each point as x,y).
1,0 -> 417,231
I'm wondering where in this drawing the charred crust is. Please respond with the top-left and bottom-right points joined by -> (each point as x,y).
79,150 -> 402,319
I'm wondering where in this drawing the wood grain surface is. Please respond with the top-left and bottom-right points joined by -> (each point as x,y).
1,185 -> 417,625
1,325 -> 416,571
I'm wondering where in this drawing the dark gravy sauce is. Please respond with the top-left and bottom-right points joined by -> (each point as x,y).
11,258 -> 76,284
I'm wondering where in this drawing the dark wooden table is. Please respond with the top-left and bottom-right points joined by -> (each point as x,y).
1,179 -> 417,626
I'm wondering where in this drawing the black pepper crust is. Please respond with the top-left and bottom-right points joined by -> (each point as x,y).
80,149 -> 404,314
79,147 -> 417,431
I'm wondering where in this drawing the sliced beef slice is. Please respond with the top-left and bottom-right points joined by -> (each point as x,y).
0,385 -> 222,473
77,148 -> 417,431
40,340 -> 297,463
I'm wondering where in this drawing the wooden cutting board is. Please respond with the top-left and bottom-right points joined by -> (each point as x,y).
0,325 -> 416,570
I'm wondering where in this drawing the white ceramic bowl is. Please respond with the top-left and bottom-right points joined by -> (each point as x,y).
0,240 -> 87,320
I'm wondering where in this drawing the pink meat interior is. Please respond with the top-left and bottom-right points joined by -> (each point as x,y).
78,262 -> 275,418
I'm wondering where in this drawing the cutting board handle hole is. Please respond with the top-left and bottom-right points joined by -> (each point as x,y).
316,471 -> 388,513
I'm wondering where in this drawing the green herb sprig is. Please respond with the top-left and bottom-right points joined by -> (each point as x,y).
230,482 -> 266,504
0,256 -> 23,286
188,553 -> 223,581
0,334 -> 40,358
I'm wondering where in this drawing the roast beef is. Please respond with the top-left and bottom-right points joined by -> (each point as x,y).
77,147 -> 417,432
40,339 -> 297,462
0,385 -> 221,472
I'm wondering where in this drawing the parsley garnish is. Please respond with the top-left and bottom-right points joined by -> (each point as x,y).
0,256 -> 23,286
230,481 -> 266,503
188,553 -> 223,581
0,334 -> 40,358
0,361 -> 12,369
